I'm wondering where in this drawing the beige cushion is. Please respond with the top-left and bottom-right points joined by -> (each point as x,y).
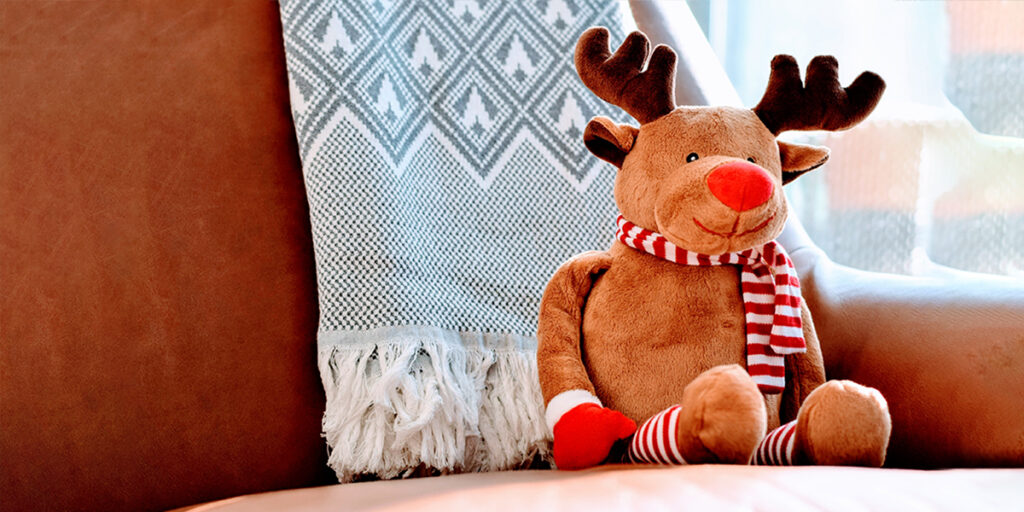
178,466 -> 1024,511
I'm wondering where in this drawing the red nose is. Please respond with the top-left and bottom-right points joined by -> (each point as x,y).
706,161 -> 775,212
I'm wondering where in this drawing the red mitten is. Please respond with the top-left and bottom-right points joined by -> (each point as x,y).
552,403 -> 637,469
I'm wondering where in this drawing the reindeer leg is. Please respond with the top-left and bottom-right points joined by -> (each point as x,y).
756,380 -> 890,467
628,364 -> 767,465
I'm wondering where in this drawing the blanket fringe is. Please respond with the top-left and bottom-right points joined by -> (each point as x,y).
319,337 -> 551,482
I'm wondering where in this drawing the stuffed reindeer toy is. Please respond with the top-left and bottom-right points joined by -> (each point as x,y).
538,28 -> 892,469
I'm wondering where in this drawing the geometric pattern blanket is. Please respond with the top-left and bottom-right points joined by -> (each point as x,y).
279,0 -> 627,481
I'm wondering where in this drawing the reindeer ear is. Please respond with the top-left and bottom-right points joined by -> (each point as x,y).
779,140 -> 830,184
584,116 -> 639,168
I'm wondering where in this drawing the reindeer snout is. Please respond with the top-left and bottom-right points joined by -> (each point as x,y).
706,161 -> 775,212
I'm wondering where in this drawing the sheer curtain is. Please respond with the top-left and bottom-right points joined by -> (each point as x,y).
691,0 -> 1024,277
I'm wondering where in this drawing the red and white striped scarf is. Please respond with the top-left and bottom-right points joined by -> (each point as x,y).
615,215 -> 805,394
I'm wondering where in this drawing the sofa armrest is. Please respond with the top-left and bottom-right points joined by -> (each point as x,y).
780,218 -> 1024,467
629,0 -> 743,107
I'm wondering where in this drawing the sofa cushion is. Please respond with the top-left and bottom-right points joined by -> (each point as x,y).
0,1 -> 331,511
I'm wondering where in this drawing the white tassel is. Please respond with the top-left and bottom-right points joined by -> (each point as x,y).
318,332 -> 551,482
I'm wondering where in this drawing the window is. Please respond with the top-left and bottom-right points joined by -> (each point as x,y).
690,0 -> 1024,277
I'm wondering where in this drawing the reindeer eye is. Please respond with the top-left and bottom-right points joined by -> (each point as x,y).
686,152 -> 699,163
747,157 -> 755,163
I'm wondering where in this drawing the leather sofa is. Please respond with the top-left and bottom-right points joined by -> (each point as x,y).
3,2 -> 1022,511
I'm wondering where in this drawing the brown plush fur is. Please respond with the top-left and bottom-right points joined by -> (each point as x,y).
575,29 -> 676,124
537,251 -> 611,399
754,55 -> 886,135
583,117 -> 638,169
674,365 -> 767,464
537,27 -> 891,467
779,141 -> 830,184
796,380 -> 892,466
616,107 -> 788,255
579,242 -> 783,428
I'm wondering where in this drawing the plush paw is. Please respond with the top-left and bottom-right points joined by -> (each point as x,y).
675,364 -> 767,464
796,380 -> 891,467
553,403 -> 636,469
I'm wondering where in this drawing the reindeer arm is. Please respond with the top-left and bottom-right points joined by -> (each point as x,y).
780,301 -> 826,423
537,251 -> 638,469
537,251 -> 613,424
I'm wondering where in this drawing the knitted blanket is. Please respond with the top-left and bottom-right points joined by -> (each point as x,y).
278,1 -> 628,480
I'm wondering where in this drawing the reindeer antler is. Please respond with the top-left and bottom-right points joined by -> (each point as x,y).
754,55 -> 885,135
575,27 -> 677,124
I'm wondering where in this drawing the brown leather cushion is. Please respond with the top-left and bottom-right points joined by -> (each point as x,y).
176,466 -> 1024,511
799,258 -> 1024,468
0,1 -> 332,511
782,219 -> 1024,469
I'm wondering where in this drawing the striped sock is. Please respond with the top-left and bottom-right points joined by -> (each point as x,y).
628,405 -> 687,464
753,420 -> 798,465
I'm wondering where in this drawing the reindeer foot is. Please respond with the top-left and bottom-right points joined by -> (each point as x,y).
674,364 -> 767,464
795,380 -> 891,467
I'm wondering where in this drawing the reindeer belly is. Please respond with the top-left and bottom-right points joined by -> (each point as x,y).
581,256 -> 748,424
